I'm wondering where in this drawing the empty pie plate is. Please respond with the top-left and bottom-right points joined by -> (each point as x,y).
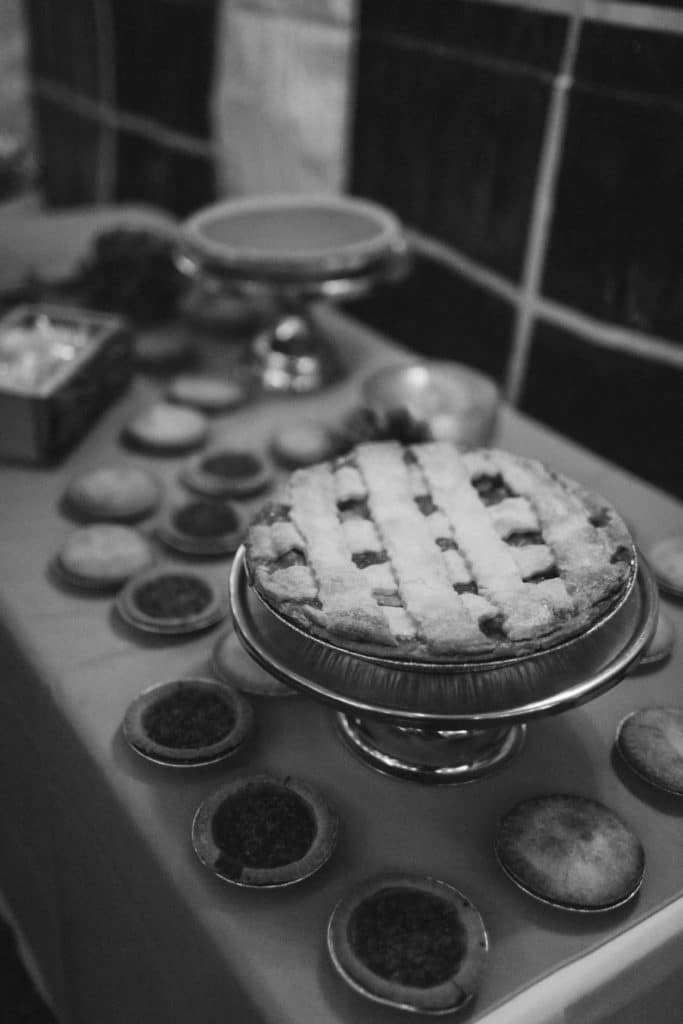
327,873 -> 488,1015
116,567 -> 228,635
495,794 -> 645,912
192,773 -> 338,888
616,707 -> 683,796
123,677 -> 254,767
156,499 -> 243,557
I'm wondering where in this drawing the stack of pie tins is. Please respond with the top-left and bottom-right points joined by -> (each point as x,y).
116,567 -> 227,635
231,441 -> 657,722
192,773 -> 337,887
327,874 -> 488,1014
494,794 -> 645,912
123,678 -> 253,767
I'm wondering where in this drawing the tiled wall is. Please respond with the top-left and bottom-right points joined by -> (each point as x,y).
17,0 -> 683,499
347,0 -> 683,500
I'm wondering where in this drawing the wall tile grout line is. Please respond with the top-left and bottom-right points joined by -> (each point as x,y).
31,78 -> 217,160
455,0 -> 683,35
504,11 -> 583,404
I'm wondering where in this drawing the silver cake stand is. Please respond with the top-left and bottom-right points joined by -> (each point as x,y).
229,548 -> 658,784
178,195 -> 410,393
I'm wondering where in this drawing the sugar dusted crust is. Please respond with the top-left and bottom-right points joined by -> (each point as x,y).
244,442 -> 636,663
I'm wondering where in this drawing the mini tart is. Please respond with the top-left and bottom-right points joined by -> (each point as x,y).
629,610 -> 674,673
181,448 -> 272,499
167,373 -> 249,413
211,628 -> 296,697
616,707 -> 683,795
327,874 -> 488,1015
192,773 -> 337,887
124,402 -> 209,453
64,465 -> 162,522
156,499 -> 243,557
270,420 -> 339,469
244,441 -> 635,663
123,677 -> 253,766
648,537 -> 683,600
116,567 -> 227,635
495,794 -> 644,912
56,524 -> 155,590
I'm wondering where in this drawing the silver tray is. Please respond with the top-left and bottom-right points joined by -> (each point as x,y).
229,547 -> 657,728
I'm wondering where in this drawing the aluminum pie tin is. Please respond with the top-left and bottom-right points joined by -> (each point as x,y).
191,773 -> 338,888
116,567 -> 228,636
615,707 -> 683,796
122,677 -> 254,768
327,873 -> 488,1015
494,795 -> 645,914
229,547 -> 657,728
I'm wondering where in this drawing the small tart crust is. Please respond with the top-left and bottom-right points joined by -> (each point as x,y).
64,465 -> 162,522
616,707 -> 683,795
181,448 -> 272,498
328,873 -> 488,1014
192,773 -> 337,887
124,402 -> 209,452
123,677 -> 253,766
56,524 -> 154,590
245,441 -> 635,662
156,499 -> 243,557
116,567 -> 227,635
495,794 -> 645,911
270,420 -> 339,468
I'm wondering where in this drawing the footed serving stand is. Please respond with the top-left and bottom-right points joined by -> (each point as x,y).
178,195 -> 409,393
229,548 -> 658,784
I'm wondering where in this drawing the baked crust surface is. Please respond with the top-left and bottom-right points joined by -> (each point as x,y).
245,442 -> 635,662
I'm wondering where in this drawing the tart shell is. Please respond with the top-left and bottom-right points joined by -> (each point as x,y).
123,677 -> 254,766
192,773 -> 337,887
327,873 -> 488,1015
181,448 -> 272,499
116,567 -> 227,635
616,707 -> 683,795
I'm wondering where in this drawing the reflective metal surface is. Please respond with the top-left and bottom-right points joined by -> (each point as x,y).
229,548 -> 657,782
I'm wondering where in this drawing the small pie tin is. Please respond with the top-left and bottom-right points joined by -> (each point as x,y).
211,628 -> 297,697
327,873 -> 488,1015
123,677 -> 254,767
495,794 -> 645,913
181,448 -> 272,499
230,546 -> 656,727
628,610 -> 674,673
116,567 -> 227,636
649,537 -> 683,601
63,465 -> 162,523
192,773 -> 338,888
124,402 -> 209,453
167,373 -> 249,413
54,524 -> 155,591
616,707 -> 683,796
156,499 -> 243,558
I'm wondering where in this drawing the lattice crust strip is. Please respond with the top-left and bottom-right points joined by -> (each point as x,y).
246,442 -> 633,659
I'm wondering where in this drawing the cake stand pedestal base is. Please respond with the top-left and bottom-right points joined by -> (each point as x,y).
336,714 -> 526,784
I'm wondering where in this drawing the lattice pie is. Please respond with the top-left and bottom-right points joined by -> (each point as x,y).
245,442 -> 634,661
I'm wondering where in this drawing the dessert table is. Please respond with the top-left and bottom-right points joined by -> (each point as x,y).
1,296 -> 682,1024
